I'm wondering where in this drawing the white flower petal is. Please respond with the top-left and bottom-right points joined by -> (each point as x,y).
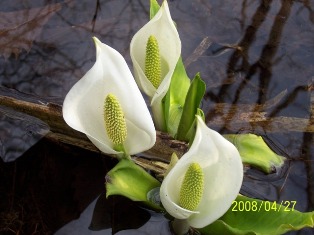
63,37 -> 156,155
130,1 -> 181,129
160,116 -> 243,228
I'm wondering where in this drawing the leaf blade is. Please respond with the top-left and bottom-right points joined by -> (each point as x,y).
150,0 -> 160,19
176,73 -> 206,142
200,195 -> 314,235
164,57 -> 190,136
223,134 -> 285,173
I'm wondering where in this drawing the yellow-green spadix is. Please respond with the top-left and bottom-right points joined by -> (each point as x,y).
179,162 -> 204,211
145,35 -> 162,89
104,93 -> 127,150
62,37 -> 156,156
160,115 -> 243,228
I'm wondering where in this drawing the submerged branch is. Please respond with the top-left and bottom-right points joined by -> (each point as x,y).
0,87 -> 313,173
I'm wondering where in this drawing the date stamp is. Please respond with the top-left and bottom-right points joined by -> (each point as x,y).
232,200 -> 297,212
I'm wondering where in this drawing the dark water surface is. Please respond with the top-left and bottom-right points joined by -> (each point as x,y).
0,0 -> 313,234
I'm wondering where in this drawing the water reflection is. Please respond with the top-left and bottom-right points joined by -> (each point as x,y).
0,139 -> 112,234
55,195 -> 171,235
0,106 -> 49,162
0,0 -> 313,234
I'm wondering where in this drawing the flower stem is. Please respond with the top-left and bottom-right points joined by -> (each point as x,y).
171,218 -> 190,235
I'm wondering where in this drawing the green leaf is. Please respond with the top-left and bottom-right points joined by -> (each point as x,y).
150,0 -> 160,19
184,109 -> 205,144
196,108 -> 205,121
223,134 -> 285,174
200,195 -> 314,235
164,57 -> 190,136
176,73 -> 206,142
106,158 -> 162,210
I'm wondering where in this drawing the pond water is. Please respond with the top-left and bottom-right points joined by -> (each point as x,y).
0,0 -> 313,234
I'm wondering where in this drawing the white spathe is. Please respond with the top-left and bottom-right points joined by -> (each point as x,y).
63,37 -> 156,156
130,0 -> 181,130
160,116 -> 243,228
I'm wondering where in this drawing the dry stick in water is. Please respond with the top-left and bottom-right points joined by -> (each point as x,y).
0,88 -> 313,173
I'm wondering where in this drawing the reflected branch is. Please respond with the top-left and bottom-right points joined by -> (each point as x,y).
253,0 -> 293,104
301,78 -> 314,210
207,0 -> 295,133
91,0 -> 101,32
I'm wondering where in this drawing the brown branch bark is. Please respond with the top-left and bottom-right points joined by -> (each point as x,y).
1,87 -> 313,173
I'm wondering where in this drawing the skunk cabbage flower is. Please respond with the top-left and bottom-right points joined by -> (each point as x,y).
160,115 -> 243,228
63,37 -> 156,156
130,0 -> 181,130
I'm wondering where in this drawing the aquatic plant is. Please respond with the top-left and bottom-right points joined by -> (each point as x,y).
130,0 -> 181,131
62,1 -> 314,234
